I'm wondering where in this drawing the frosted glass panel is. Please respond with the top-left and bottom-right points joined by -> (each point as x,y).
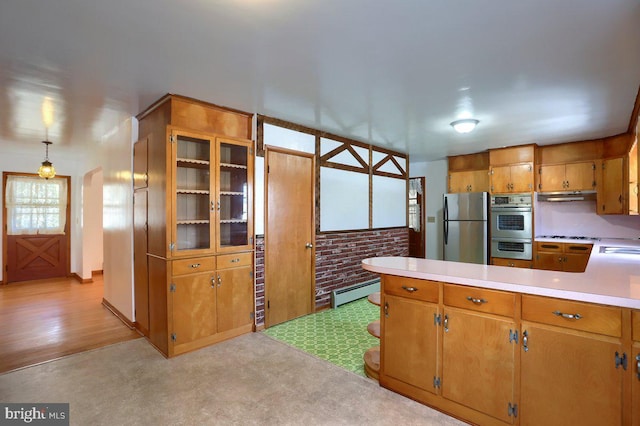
264,124 -> 315,154
320,138 -> 342,156
320,168 -> 369,231
373,175 -> 406,228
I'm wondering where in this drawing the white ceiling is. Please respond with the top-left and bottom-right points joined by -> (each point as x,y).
1,0 -> 639,161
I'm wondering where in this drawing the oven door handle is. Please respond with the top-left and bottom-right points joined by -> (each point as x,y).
491,238 -> 532,243
491,207 -> 532,213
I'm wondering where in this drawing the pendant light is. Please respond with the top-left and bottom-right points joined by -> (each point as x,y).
38,140 -> 56,179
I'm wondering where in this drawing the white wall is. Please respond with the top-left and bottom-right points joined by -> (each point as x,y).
409,159 -> 448,260
81,168 -> 104,279
82,118 -> 136,320
535,200 -> 640,238
0,142 -> 84,281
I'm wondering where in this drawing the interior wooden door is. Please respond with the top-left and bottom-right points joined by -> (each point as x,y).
265,147 -> 315,327
3,173 -> 71,284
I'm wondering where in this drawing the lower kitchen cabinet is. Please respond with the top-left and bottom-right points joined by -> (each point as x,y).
376,273 -> 636,425
216,264 -> 254,333
442,308 -> 517,424
380,275 -> 440,397
382,294 -> 439,393
519,324 -> 624,426
520,295 -> 625,425
534,242 -> 592,272
171,272 -> 217,347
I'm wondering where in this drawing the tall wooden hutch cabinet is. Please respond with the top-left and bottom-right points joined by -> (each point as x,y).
134,94 -> 255,357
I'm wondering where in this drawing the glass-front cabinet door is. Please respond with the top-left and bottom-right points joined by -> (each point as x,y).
215,138 -> 253,253
170,130 -> 215,256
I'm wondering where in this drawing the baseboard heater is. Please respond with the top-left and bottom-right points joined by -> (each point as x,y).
330,278 -> 380,309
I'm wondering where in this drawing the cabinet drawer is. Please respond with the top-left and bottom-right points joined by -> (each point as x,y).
536,242 -> 562,252
564,243 -> 592,254
633,310 -> 640,342
443,284 -> 516,317
384,275 -> 439,303
522,295 -> 621,337
217,252 -> 252,269
172,256 -> 216,276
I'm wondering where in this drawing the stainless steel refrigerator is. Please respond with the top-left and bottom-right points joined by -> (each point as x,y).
443,192 -> 489,264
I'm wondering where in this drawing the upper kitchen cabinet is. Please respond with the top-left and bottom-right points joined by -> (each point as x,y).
598,133 -> 635,215
489,145 -> 535,194
537,162 -> 597,192
447,152 -> 490,193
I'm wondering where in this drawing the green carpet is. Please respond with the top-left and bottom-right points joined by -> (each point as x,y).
262,297 -> 380,377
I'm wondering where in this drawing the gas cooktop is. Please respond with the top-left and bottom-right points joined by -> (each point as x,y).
537,235 -> 601,241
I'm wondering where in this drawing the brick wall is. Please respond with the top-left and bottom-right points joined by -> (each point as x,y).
254,228 -> 408,326
314,228 -> 409,308
255,236 -> 265,326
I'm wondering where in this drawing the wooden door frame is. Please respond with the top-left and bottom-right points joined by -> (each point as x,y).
264,145 -> 316,327
409,176 -> 426,258
2,172 -> 72,284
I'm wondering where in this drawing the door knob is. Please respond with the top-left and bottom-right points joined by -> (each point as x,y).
305,243 -> 313,249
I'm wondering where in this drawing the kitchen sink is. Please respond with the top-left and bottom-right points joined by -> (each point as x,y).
599,246 -> 640,255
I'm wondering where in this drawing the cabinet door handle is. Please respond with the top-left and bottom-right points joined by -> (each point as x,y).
217,274 -> 222,287
522,330 -> 529,352
217,200 -> 221,211
210,277 -> 216,288
552,310 -> 582,320
190,263 -> 201,268
558,256 -> 564,263
305,243 -> 313,249
401,286 -> 418,293
443,314 -> 449,333
384,302 -> 389,318
466,296 -> 488,305
211,200 -> 215,211
636,354 -> 640,380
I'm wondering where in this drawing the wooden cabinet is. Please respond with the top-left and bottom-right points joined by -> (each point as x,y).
377,273 -> 637,425
489,145 -> 535,194
491,257 -> 533,269
520,295 -> 625,425
442,285 -> 518,424
599,157 -> 626,215
534,242 -> 592,273
380,276 -> 440,395
537,161 -> 596,192
448,170 -> 489,193
170,255 -> 254,356
135,94 -> 255,357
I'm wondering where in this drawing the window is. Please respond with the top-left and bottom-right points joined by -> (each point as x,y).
5,176 -> 68,235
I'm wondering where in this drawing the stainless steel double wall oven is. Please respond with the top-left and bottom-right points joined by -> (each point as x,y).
490,193 -> 533,260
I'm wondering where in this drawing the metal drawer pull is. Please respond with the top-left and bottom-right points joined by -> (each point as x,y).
466,296 -> 487,304
401,286 -> 418,292
552,310 -> 582,320
230,258 -> 240,263
190,263 -> 201,268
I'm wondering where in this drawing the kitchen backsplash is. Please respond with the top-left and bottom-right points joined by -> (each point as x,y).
534,200 -> 640,239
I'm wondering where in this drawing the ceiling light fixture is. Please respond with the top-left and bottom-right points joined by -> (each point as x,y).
38,140 -> 56,179
450,118 -> 479,134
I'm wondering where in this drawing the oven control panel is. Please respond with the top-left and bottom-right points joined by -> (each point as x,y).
491,193 -> 532,209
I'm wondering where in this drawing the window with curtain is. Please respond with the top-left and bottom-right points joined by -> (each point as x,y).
5,176 -> 67,235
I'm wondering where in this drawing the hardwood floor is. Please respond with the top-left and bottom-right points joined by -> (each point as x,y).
0,275 -> 141,374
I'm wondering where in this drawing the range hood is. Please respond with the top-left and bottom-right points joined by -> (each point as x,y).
537,191 -> 597,202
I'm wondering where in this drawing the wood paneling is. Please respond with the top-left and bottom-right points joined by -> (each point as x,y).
489,144 -> 535,165
0,276 -> 140,374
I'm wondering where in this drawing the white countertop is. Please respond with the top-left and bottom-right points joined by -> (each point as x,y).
362,238 -> 640,309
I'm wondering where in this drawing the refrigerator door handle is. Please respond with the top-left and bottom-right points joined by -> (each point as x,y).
443,197 -> 449,244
